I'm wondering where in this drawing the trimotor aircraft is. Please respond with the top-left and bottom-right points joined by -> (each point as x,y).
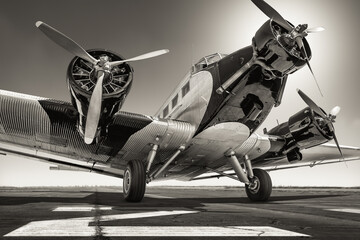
0,0 -> 359,202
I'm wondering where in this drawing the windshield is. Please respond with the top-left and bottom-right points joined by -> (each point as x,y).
192,53 -> 227,73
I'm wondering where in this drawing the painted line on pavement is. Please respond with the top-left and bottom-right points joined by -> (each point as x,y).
327,208 -> 360,214
101,226 -> 309,237
145,194 -> 175,199
53,206 -> 112,212
5,225 -> 309,237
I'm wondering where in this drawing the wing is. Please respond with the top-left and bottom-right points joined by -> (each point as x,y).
0,90 -> 195,178
263,143 -> 360,171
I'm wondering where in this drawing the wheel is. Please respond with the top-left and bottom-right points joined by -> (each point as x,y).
245,168 -> 272,202
123,160 -> 146,202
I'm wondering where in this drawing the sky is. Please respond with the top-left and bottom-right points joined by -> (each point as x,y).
0,0 -> 359,187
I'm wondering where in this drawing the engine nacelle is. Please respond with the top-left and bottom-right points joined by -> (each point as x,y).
67,49 -> 133,139
253,20 -> 311,75
267,107 -> 333,160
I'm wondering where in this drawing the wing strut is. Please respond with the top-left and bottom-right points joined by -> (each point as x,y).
148,145 -> 185,181
205,167 -> 239,181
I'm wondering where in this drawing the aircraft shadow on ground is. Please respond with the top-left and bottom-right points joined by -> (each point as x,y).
0,191 -> 348,208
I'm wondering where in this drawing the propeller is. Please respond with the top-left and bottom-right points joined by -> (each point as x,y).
36,21 -> 169,144
251,0 -> 325,96
297,89 -> 343,159
109,49 -> 169,67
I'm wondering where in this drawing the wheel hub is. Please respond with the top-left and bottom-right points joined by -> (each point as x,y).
123,169 -> 131,194
248,176 -> 260,194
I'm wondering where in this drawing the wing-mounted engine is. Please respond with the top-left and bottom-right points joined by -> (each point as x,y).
266,89 -> 343,162
67,49 -> 133,141
268,107 -> 332,157
35,21 -> 168,144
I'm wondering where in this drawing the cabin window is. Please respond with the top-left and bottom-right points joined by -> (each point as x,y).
182,81 -> 190,97
163,106 -> 169,117
172,94 -> 178,108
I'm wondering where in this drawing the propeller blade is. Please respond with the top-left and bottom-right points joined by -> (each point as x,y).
297,88 -> 327,118
251,0 -> 293,31
295,37 -> 324,97
305,59 -> 323,97
306,26 -> 325,33
109,49 -> 169,67
84,71 -> 105,144
331,129 -> 344,160
36,21 -> 98,65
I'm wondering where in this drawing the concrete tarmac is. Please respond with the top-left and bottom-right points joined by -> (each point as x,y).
0,186 -> 359,239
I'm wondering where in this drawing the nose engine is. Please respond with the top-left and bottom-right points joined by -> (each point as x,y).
67,49 -> 133,142
253,20 -> 311,75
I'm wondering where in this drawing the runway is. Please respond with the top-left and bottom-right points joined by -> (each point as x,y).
0,186 -> 359,239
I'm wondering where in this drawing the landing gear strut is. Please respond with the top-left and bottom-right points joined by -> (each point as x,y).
123,160 -> 146,202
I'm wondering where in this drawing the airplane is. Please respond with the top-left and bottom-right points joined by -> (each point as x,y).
0,0 -> 359,202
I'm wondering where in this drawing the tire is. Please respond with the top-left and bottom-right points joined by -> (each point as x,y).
245,168 -> 272,202
123,160 -> 146,202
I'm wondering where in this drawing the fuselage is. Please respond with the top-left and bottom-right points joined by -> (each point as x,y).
156,19 -> 310,138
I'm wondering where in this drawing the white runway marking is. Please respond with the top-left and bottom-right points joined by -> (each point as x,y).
4,210 -> 308,237
145,194 -> 175,199
102,226 -> 309,237
4,210 -> 197,237
53,206 -> 112,212
5,224 -> 308,237
327,208 -> 360,214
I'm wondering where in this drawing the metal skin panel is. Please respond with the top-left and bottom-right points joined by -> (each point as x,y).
0,91 -> 111,162
234,133 -> 271,161
158,122 -> 251,180
108,117 -> 196,171
155,70 -> 213,131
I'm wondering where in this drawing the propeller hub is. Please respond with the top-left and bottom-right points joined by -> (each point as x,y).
97,55 -> 112,72
290,24 -> 308,39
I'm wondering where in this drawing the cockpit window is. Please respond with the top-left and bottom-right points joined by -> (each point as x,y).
193,58 -> 207,73
206,53 -> 223,64
192,53 -> 227,73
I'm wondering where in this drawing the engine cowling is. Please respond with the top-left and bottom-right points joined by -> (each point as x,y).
253,20 -> 311,75
267,107 -> 333,161
67,49 -> 133,139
